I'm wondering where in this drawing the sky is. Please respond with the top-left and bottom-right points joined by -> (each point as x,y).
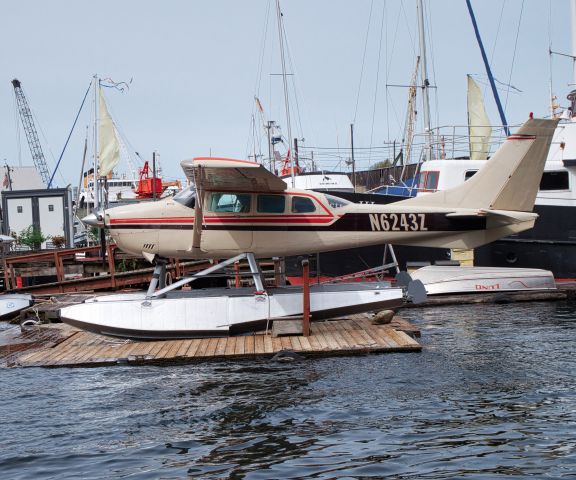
0,0 -> 573,187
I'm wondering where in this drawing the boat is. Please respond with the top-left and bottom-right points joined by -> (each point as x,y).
0,294 -> 33,319
60,282 -> 410,339
410,266 -> 556,296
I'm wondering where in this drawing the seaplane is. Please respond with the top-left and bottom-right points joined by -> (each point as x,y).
61,117 -> 558,339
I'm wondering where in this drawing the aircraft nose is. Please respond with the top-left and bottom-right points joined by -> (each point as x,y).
82,211 -> 105,227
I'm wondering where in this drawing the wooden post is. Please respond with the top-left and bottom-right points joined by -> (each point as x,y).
302,259 -> 310,337
54,251 -> 65,293
234,261 -> 241,288
107,244 -> 116,288
174,258 -> 181,279
3,259 -> 10,291
273,257 -> 282,287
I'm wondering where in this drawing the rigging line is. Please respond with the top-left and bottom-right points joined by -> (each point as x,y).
505,0 -> 525,111
369,0 -> 387,164
489,1 -> 506,61
48,79 -> 92,188
254,0 -> 272,97
385,1 -> 404,141
486,0 -> 506,97
548,0 -> 554,114
282,19 -> 305,140
30,103 -> 66,185
353,0 -> 375,123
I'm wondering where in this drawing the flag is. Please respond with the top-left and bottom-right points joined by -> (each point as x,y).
2,173 -> 9,188
254,96 -> 264,114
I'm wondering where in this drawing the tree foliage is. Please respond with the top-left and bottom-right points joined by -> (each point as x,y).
18,225 -> 48,251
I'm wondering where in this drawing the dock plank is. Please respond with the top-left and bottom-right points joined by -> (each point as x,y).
234,337 -> 245,355
215,338 -> 228,357
289,336 -> 302,351
360,322 -> 398,348
271,337 -> 283,352
203,338 -> 220,358
224,337 -> 237,356
244,336 -> 255,355
175,340 -> 193,358
184,339 -> 202,358
279,336 -> 292,351
254,335 -> 265,355
263,335 -> 274,354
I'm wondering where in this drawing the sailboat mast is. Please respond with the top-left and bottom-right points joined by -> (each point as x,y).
416,0 -> 432,161
275,0 -> 295,187
93,74 -> 99,211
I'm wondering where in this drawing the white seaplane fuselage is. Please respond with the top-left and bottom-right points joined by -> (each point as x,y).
94,118 -> 557,261
103,188 -> 537,260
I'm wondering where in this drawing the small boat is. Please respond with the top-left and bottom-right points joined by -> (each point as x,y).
0,294 -> 33,319
60,282 -> 416,340
410,266 -> 556,295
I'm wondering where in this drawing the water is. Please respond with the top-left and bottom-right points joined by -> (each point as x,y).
1,301 -> 575,479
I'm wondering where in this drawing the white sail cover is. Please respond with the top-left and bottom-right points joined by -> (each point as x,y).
467,75 -> 491,160
98,88 -> 120,176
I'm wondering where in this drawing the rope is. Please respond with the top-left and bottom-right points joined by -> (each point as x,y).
505,0 -> 525,111
353,0 -> 375,123
369,0 -> 387,164
48,80 -> 92,188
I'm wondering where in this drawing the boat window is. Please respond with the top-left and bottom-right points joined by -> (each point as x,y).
464,170 -> 477,180
210,192 -> 252,213
291,196 -> 316,213
424,171 -> 439,190
325,194 -> 350,209
417,174 -> 426,190
257,194 -> 285,213
173,186 -> 196,208
540,171 -> 569,191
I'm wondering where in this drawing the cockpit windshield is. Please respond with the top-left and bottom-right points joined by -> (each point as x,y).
174,186 -> 196,208
324,194 -> 350,209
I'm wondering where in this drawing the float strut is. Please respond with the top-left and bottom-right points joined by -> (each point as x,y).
151,253 -> 248,298
146,259 -> 167,298
246,253 -> 265,292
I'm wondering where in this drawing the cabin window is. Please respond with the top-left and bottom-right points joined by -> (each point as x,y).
48,204 -> 54,212
540,171 -> 569,191
257,195 -> 285,213
424,171 -> 439,190
17,206 -> 22,213
210,192 -> 251,213
464,170 -> 478,180
291,196 -> 316,213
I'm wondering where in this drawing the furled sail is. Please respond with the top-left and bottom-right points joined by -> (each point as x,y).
98,88 -> 120,176
467,75 -> 491,160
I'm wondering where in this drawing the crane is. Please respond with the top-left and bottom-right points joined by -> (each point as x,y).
11,79 -> 52,187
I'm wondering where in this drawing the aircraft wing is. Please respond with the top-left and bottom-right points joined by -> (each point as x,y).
181,157 -> 287,193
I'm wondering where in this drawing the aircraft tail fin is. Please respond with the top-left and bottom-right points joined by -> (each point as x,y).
398,117 -> 559,212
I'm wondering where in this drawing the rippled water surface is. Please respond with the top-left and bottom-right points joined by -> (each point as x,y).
1,301 -> 576,479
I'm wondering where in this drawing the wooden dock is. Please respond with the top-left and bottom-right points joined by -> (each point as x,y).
2,315 -> 421,368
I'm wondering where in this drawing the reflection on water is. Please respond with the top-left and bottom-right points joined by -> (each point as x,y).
1,301 -> 575,479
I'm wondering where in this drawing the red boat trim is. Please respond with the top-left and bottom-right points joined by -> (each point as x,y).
506,135 -> 536,140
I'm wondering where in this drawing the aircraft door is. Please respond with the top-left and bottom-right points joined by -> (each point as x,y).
201,192 -> 253,252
